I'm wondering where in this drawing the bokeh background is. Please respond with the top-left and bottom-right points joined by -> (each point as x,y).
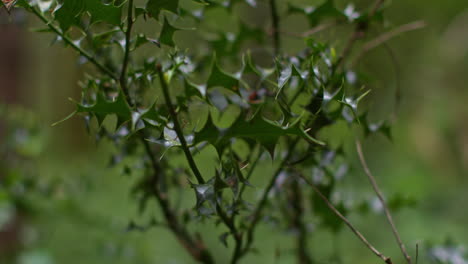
1,0 -> 468,263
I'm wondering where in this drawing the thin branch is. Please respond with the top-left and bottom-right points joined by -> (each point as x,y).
290,179 -> 312,264
333,0 -> 386,71
369,0 -> 385,17
415,244 -> 419,264
296,170 -> 393,264
275,21 -> 340,39
156,65 -> 205,184
119,0 -> 135,105
27,4 -> 118,80
115,1 -> 212,261
356,140 -> 412,264
351,20 -> 426,66
214,201 -> 242,264
302,21 -> 341,37
237,149 -> 261,201
229,146 -> 262,264
230,231 -> 243,264
142,138 -> 214,264
333,31 -> 361,71
241,138 -> 300,257
269,0 -> 280,55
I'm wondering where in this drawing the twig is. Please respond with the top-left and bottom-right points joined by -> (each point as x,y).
269,0 -> 280,55
241,138 -> 300,257
415,243 -> 419,264
356,140 -> 412,264
26,4 -> 118,80
275,21 -> 340,39
232,145 -> 261,225
156,65 -> 206,184
296,170 -> 393,264
302,21 -> 341,37
351,20 -> 426,66
213,200 -> 242,264
142,138 -> 214,263
117,2 -> 212,262
119,0 -> 135,105
333,0 -> 386,71
333,31 -> 361,71
290,179 -> 312,264
238,149 -> 261,200
369,0 -> 385,17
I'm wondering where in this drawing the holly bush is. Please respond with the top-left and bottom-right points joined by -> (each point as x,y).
2,0 -> 422,263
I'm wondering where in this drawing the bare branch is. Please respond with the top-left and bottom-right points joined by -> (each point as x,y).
241,138 -> 300,257
356,140 -> 412,264
352,20 -> 426,66
276,21 -> 341,39
296,170 -> 393,264
119,0 -> 135,105
333,0 -> 386,71
269,0 -> 280,55
302,21 -> 341,37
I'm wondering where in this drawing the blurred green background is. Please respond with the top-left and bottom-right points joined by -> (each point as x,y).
1,0 -> 468,263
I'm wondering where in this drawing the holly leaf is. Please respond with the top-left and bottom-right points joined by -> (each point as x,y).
146,0 -> 179,19
77,93 -> 132,128
54,0 -> 85,31
275,62 -> 308,99
183,78 -> 207,99
53,92 -> 132,129
193,111 -> 324,157
84,0 -> 122,26
159,16 -> 182,47
287,0 -> 346,26
54,0 -> 121,31
207,56 -> 242,95
132,103 -> 168,132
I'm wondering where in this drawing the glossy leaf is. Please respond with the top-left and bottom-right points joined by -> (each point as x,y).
193,111 -> 324,157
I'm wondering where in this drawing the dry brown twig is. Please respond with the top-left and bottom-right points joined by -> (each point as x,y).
352,20 -> 427,66
294,168 -> 393,264
356,140 -> 412,264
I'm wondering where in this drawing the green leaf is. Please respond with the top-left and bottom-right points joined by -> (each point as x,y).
184,78 -> 207,99
54,0 -> 84,31
338,89 -> 371,124
76,93 -> 132,128
146,0 -> 179,19
54,0 -> 121,31
84,0 -> 122,26
132,103 -> 168,131
193,111 -> 324,157
242,52 -> 274,80
159,16 -> 181,47
275,62 -> 308,99
360,113 -> 392,140
287,0 -> 346,26
207,56 -> 242,95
